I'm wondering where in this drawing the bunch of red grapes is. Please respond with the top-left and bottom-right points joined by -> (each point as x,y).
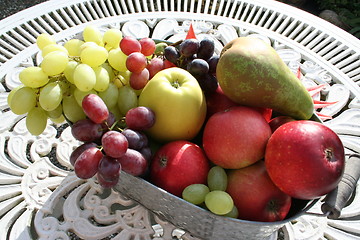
70,94 -> 155,188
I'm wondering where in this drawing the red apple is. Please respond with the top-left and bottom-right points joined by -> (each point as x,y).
226,161 -> 292,222
202,106 -> 272,169
265,120 -> 345,200
268,115 -> 295,132
150,140 -> 210,196
206,85 -> 238,118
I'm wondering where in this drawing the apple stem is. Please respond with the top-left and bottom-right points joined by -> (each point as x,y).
325,148 -> 335,162
172,81 -> 181,89
159,156 -> 168,167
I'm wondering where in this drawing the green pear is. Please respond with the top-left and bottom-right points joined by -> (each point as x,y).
216,37 -> 314,120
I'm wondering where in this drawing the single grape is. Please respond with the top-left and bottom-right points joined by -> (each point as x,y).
223,205 -> 239,218
117,85 -> 138,115
129,68 -> 149,90
19,66 -> 49,88
187,58 -> 209,76
121,128 -> 147,150
139,37 -> 156,56
98,155 -> 121,181
101,130 -> 128,158
26,106 -> 48,136
147,57 -> 165,79
154,42 -> 168,55
73,88 -> 97,107
196,73 -> 218,95
36,33 -> 56,50
41,43 -> 68,57
93,66 -> 110,92
120,36 -> 141,55
102,62 -> 116,81
126,52 -> 147,73
9,86 -> 37,115
97,171 -> 119,188
73,63 -> 97,91
117,148 -> 148,176
163,59 -> 177,68
80,45 -> 108,67
182,184 -> 210,205
197,37 -> 215,60
64,38 -> 84,56
207,55 -> 219,75
62,94 -> 87,123
71,119 -> 104,142
164,46 -> 180,64
139,146 -> 152,161
39,82 -> 63,111
207,166 -> 228,191
125,106 -> 155,130
82,94 -> 109,124
98,82 -> 119,109
41,51 -> 69,76
179,39 -> 200,57
70,142 -> 98,166
83,25 -> 103,45
64,61 -> 79,84
108,48 -> 128,72
46,104 -> 63,119
103,28 -> 123,49
74,146 -> 103,179
205,190 -> 234,215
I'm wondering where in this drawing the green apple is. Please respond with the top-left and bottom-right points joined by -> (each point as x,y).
138,67 -> 206,142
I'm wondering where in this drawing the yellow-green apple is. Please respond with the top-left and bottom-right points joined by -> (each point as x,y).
139,67 -> 206,142
227,161 -> 292,222
202,106 -> 272,169
149,140 -> 210,197
265,120 -> 345,200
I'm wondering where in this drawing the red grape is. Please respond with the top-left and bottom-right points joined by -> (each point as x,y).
117,148 -> 148,176
82,94 -> 109,124
129,68 -> 149,90
147,57 -> 165,79
139,37 -> 156,56
121,128 -> 147,150
125,106 -> 155,130
120,36 -> 141,55
126,52 -> 147,73
71,119 -> 104,142
98,155 -> 121,181
101,130 -> 128,158
97,171 -> 119,188
74,147 -> 103,179
70,142 -> 98,166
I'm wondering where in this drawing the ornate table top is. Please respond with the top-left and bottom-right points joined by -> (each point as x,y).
0,0 -> 359,239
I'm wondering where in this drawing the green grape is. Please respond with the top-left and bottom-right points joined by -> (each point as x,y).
64,39 -> 84,56
83,25 -> 103,45
19,66 -> 49,88
7,85 -> 23,106
73,63 -> 96,91
207,166 -> 228,191
41,43 -> 68,57
182,184 -> 210,205
102,62 -> 116,81
117,85 -> 138,115
119,70 -> 131,82
41,51 -> 69,76
26,106 -> 48,135
50,114 -> 65,124
98,82 -> 119,109
93,66 -> 110,92
73,88 -> 97,106
62,94 -> 87,123
108,105 -> 124,121
113,73 -> 129,88
103,28 -> 122,49
36,33 -> 56,50
154,42 -> 168,55
223,205 -> 239,218
39,82 -> 63,111
205,191 -> 234,215
108,48 -> 128,72
64,60 -> 79,84
46,104 -> 63,119
9,87 -> 37,115
80,45 -> 108,67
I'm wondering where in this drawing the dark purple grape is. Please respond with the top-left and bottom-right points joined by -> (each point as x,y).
197,38 -> 215,60
117,149 -> 148,176
197,73 -> 218,95
101,130 -> 128,158
179,39 -> 200,57
187,58 -> 209,76
98,155 -> 121,181
97,172 -> 119,188
207,55 -> 219,75
140,146 -> 152,161
164,46 -> 180,64
125,106 -> 155,131
70,142 -> 98,166
71,119 -> 104,142
74,147 -> 103,179
121,128 -> 147,150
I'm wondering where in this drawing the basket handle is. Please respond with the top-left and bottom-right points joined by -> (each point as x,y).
321,153 -> 360,219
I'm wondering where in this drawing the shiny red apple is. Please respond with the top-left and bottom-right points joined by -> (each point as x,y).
265,120 -> 345,200
226,161 -> 292,222
206,85 -> 238,118
268,115 -> 295,132
202,106 -> 272,169
150,140 -> 210,196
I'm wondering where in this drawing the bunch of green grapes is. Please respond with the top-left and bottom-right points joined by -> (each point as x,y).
7,25 -> 151,136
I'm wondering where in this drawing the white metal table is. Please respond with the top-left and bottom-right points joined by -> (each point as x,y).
0,0 -> 360,239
